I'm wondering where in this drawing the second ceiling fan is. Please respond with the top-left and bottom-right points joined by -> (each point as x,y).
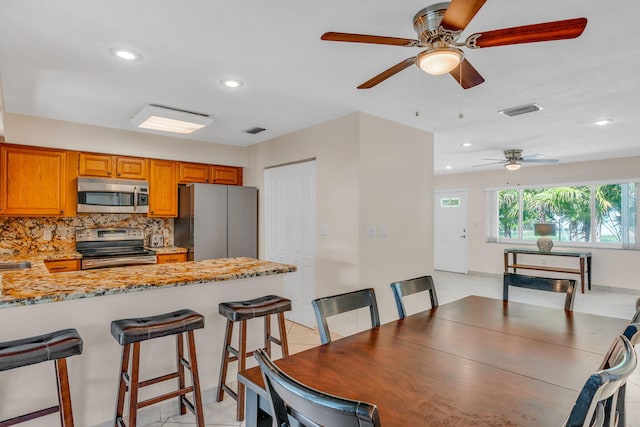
321,0 -> 587,89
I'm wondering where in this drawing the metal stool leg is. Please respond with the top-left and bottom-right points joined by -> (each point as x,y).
128,342 -> 141,427
277,312 -> 289,357
216,319 -> 234,402
186,330 -> 205,427
55,357 -> 74,427
114,344 -> 131,427
176,334 -> 187,416
237,320 -> 247,421
264,315 -> 272,357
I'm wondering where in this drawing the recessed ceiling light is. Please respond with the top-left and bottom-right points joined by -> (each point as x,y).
109,48 -> 142,61
461,142 -> 472,147
592,119 -> 613,126
221,79 -> 243,88
445,165 -> 453,170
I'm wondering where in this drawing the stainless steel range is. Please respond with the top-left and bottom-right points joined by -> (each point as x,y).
76,227 -> 157,270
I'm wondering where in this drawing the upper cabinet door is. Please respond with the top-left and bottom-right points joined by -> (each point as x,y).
79,153 -> 113,177
148,159 -> 178,217
79,153 -> 147,180
210,165 -> 243,185
115,156 -> 147,180
179,162 -> 209,183
0,144 -> 72,216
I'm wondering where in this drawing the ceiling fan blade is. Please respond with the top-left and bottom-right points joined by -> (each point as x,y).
523,158 -> 559,164
321,32 -> 419,47
357,57 -> 416,89
468,18 -> 587,48
449,59 -> 485,89
521,153 -> 544,160
441,0 -> 487,32
473,161 -> 506,167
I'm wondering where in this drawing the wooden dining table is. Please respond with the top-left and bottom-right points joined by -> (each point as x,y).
238,295 -> 630,426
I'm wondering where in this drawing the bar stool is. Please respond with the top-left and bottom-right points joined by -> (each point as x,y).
216,295 -> 291,420
0,328 -> 83,427
111,309 -> 205,427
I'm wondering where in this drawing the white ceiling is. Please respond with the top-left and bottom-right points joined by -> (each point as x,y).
1,0 -> 639,175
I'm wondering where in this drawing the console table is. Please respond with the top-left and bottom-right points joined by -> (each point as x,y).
504,248 -> 592,293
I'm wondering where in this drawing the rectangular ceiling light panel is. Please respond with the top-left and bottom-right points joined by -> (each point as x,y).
131,104 -> 213,134
498,103 -> 543,117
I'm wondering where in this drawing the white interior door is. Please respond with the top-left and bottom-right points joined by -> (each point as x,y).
264,161 -> 316,327
434,189 -> 468,273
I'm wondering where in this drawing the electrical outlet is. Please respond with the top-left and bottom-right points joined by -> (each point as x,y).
367,226 -> 376,238
42,228 -> 52,241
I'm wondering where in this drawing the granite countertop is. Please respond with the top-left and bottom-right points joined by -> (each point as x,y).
0,256 -> 296,308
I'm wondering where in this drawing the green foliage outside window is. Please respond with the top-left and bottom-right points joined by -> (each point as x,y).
498,183 -> 635,245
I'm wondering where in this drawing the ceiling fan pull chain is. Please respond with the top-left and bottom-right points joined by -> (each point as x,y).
458,61 -> 464,119
415,64 -> 420,117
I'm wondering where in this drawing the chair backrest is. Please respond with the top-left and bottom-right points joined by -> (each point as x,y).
312,288 -> 380,345
503,273 -> 576,311
564,335 -> 637,427
389,275 -> 439,319
254,348 -> 381,427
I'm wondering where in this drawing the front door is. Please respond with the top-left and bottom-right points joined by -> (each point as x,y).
434,189 -> 468,273
264,161 -> 317,327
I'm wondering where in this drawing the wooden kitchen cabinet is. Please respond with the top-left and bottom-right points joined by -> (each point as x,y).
148,159 -> 178,217
178,162 -> 209,183
79,153 -> 147,180
156,253 -> 187,264
0,144 -> 77,216
210,165 -> 243,185
45,259 -> 80,272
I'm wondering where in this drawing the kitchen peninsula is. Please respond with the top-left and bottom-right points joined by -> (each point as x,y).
0,257 -> 296,427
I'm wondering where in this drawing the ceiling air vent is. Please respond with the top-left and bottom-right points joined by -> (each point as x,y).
243,127 -> 267,135
498,103 -> 543,117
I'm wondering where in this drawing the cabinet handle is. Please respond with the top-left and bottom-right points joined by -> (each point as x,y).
117,173 -> 121,176
107,171 -> 112,175
49,266 -> 67,271
60,210 -> 64,214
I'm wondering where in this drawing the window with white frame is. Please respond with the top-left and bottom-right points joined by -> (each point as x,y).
487,181 -> 637,248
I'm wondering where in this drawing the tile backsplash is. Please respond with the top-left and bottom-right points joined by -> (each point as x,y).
0,215 -> 173,254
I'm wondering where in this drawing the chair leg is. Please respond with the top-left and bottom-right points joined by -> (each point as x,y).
128,342 -> 141,427
216,320 -> 234,402
236,320 -> 247,421
187,330 -> 205,427
176,334 -> 187,416
277,312 -> 289,357
55,357 -> 75,427
114,344 -> 131,426
264,314 -> 272,357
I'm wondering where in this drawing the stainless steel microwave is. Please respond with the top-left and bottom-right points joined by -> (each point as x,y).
77,178 -> 149,214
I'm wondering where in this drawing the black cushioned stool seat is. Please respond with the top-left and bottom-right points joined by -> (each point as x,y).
111,309 -> 205,427
216,295 -> 291,421
0,328 -> 83,426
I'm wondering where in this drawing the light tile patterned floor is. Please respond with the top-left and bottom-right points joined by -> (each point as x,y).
143,271 -> 640,426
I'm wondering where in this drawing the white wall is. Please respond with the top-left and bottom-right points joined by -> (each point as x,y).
251,112 -> 434,331
434,156 -> 640,291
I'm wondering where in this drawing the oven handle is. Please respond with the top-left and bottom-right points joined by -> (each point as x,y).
133,186 -> 138,212
81,255 -> 157,270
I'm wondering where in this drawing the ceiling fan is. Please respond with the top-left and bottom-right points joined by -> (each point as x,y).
474,149 -> 559,171
321,0 -> 587,89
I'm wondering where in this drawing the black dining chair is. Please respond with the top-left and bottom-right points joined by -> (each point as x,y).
254,348 -> 381,427
312,288 -> 380,345
390,275 -> 439,319
503,273 -> 576,311
564,334 -> 637,427
602,321 -> 640,427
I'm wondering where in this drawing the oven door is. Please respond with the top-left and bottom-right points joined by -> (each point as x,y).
81,255 -> 157,270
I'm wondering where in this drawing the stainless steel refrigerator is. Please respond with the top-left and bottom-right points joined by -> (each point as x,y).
174,183 -> 257,261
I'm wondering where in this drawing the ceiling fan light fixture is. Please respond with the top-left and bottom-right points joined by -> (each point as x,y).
505,160 -> 521,171
416,47 -> 464,75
